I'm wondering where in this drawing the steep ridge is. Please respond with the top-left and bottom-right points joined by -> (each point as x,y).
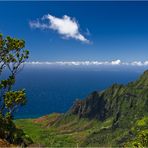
68,70 -> 148,128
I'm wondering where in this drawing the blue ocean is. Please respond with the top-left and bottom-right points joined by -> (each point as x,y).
13,65 -> 146,119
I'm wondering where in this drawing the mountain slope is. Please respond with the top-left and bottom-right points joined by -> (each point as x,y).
68,70 -> 148,128
15,70 -> 148,147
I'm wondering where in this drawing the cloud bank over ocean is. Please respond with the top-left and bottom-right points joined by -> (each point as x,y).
25,60 -> 148,67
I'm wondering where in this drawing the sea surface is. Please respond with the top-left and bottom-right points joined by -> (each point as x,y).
12,65 -> 146,118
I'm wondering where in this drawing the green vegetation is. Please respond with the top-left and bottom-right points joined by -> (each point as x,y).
0,34 -> 32,146
15,114 -> 148,147
124,116 -> 148,147
15,70 -> 148,147
15,114 -> 113,147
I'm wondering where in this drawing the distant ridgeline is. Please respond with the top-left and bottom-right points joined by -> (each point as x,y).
15,70 -> 148,147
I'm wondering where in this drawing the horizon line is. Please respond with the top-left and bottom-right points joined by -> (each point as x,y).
25,59 -> 148,66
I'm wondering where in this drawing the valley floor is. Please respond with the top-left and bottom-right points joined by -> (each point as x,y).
15,113 -> 148,147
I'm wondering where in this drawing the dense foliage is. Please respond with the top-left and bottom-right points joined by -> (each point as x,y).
0,34 -> 32,146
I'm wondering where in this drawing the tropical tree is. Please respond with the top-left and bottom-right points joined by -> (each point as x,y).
0,34 -> 31,145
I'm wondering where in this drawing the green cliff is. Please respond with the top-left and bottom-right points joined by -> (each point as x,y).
68,70 -> 148,128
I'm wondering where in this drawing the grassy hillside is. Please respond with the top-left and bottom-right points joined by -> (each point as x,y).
15,70 -> 148,147
15,114 -> 148,147
15,114 -> 114,147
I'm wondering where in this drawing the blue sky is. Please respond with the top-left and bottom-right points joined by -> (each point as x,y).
0,1 -> 148,62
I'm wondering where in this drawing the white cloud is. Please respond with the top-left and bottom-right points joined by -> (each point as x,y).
25,60 -> 148,66
29,19 -> 49,30
111,59 -> 121,65
29,14 -> 90,43
144,61 -> 148,65
131,61 -> 143,66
